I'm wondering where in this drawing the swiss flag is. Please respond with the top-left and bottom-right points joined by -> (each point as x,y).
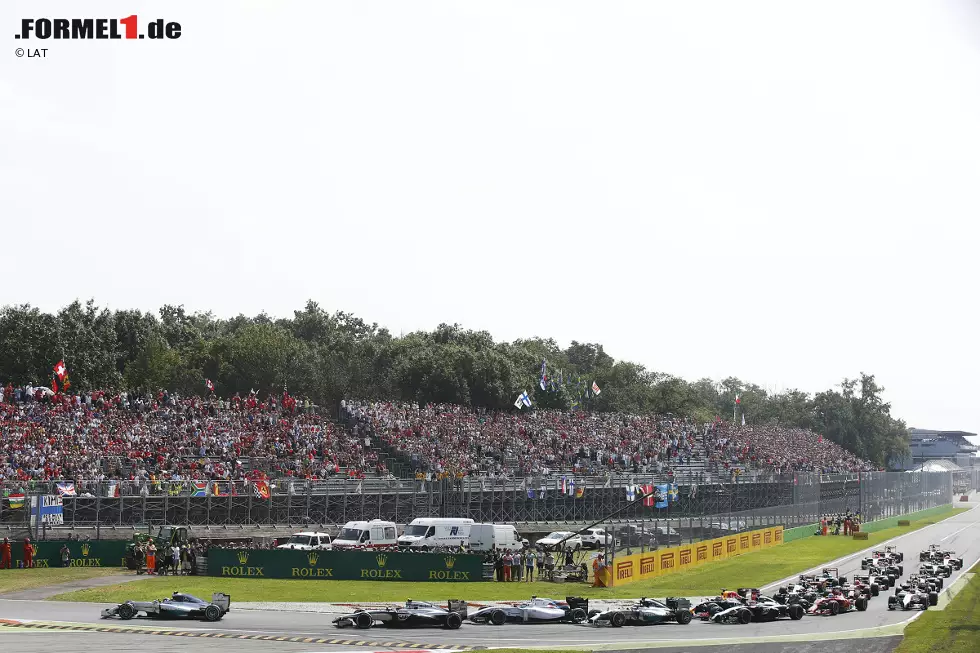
53,360 -> 68,380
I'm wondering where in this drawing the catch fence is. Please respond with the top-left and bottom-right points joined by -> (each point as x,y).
0,471 -> 952,539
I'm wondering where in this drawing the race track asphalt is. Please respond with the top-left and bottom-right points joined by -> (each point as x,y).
1,501 -> 977,651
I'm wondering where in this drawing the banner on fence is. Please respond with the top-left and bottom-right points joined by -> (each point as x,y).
607,525 -> 783,587
5,539 -> 128,568
207,549 -> 486,582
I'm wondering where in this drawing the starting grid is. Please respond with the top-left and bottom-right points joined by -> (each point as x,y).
0,620 -> 475,649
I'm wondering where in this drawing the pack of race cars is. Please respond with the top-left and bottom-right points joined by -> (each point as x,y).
326,542 -> 963,629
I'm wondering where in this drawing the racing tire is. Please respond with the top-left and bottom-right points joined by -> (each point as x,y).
203,605 -> 223,622
774,595 -> 786,605
489,610 -> 507,626
840,576 -> 848,585
737,609 -> 752,625
896,553 -> 904,563
888,577 -> 895,588
676,610 -> 692,625
708,605 -> 722,617
936,579 -> 944,590
887,597 -> 896,610
610,612 -> 626,628
789,605 -> 804,620
828,601 -> 840,616
856,598 -> 868,612
929,592 -> 938,607
117,603 -> 136,620
569,608 -> 587,624
897,566 -> 904,577
445,612 -> 462,630
355,612 -> 374,629
871,585 -> 879,597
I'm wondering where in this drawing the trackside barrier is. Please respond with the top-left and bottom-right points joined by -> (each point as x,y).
852,532 -> 869,540
207,549 -> 485,582
898,520 -> 911,526
606,525 -> 783,587
3,540 -> 127,568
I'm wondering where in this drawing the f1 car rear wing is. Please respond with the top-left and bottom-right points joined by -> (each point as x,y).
447,599 -> 468,619
665,597 -> 691,610
211,593 -> 231,612
565,596 -> 589,612
822,568 -> 840,578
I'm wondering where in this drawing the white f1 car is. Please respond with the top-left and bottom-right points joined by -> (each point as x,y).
468,597 -> 588,624
101,592 -> 230,622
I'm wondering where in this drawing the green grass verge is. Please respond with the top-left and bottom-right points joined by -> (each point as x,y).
0,567 -> 124,595
49,507 -> 965,604
895,561 -> 980,653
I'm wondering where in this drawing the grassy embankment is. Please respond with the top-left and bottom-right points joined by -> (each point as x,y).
0,567 -> 123,595
50,506 -> 966,603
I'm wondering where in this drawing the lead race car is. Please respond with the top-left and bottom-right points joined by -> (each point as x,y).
333,599 -> 467,629
588,597 -> 692,627
468,597 -> 589,625
101,592 -> 230,622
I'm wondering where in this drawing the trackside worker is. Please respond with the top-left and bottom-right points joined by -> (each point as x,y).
146,541 -> 157,575
23,537 -> 33,568
525,549 -> 534,582
0,537 -> 11,569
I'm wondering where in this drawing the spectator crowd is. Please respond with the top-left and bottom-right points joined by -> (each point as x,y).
0,384 -> 876,486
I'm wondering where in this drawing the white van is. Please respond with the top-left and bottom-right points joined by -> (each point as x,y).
398,517 -> 474,550
468,523 -> 527,552
277,531 -> 333,551
332,519 -> 399,549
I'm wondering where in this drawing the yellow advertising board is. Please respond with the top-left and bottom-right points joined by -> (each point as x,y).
608,525 -> 784,587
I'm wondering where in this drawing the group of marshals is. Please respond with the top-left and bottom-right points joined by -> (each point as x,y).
0,536 -> 35,568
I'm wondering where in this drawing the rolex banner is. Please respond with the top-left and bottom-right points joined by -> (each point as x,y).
4,539 -> 129,568
207,549 -> 487,582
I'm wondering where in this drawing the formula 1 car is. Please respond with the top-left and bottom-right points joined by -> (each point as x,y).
896,574 -> 942,594
862,545 -> 904,569
865,563 -> 901,587
919,562 -> 952,579
708,597 -> 805,625
101,592 -> 230,622
888,588 -> 937,610
851,573 -> 884,597
920,545 -> 963,568
807,590 -> 868,616
774,583 -> 818,608
692,595 -> 746,621
333,599 -> 466,629
468,597 -> 589,625
588,597 -> 692,627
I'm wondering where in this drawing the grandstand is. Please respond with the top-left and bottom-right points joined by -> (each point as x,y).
889,428 -> 978,471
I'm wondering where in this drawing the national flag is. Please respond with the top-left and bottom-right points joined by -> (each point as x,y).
592,381 -> 601,395
514,394 -> 525,409
561,477 -> 567,494
54,360 -> 68,381
642,484 -> 655,507
626,484 -> 636,501
741,412 -> 746,426
191,481 -> 209,497
51,377 -> 59,394
205,379 -> 214,393
527,488 -> 535,499
539,360 -> 548,391
655,484 -> 669,509
211,482 -> 227,497
56,482 -> 76,497
253,480 -> 271,499
735,393 -> 740,405
7,493 -> 25,509
668,483 -> 679,502
568,479 -> 575,496
106,481 -> 119,498
575,486 -> 584,499
520,391 -> 532,407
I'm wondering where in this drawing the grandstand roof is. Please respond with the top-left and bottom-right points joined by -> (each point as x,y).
906,459 -> 964,473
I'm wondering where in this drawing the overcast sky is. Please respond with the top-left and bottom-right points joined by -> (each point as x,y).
2,1 -> 978,443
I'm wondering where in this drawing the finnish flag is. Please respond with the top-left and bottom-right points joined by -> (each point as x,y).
514,390 -> 532,409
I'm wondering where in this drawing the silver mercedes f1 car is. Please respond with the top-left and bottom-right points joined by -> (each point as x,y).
101,592 -> 230,622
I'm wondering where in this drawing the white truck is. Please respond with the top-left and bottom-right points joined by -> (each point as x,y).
332,519 -> 399,550
468,523 -> 527,552
397,517 -> 475,550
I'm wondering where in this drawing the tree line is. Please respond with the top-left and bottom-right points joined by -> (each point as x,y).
0,300 -> 910,466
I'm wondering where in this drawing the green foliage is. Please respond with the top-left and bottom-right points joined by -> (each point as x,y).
0,301 -> 909,465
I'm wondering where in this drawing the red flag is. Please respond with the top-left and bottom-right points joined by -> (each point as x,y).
205,379 -> 214,393
643,484 -> 655,507
53,360 -> 68,380
254,480 -> 271,499
51,377 -> 59,394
